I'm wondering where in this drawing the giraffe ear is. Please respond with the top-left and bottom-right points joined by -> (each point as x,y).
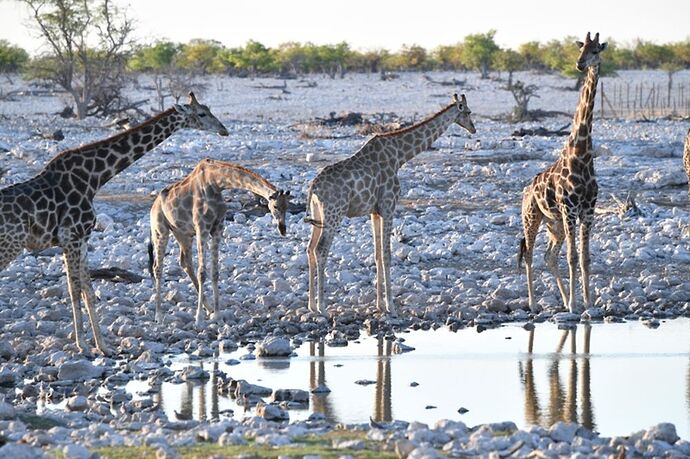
600,42 -> 608,51
575,41 -> 584,49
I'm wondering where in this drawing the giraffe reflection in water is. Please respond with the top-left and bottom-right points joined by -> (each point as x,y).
309,341 -> 334,422
519,324 -> 594,430
374,337 -> 393,423
164,338 -> 396,423
175,361 -> 220,422
308,337 -> 393,424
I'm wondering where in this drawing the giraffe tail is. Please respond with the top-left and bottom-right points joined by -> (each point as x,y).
302,188 -> 324,227
517,238 -> 527,271
147,231 -> 154,278
303,188 -> 313,223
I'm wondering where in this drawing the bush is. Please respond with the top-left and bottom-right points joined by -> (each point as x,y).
0,40 -> 29,73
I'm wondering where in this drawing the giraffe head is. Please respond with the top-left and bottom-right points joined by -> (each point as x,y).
451,94 -> 476,134
267,189 -> 290,236
575,32 -> 607,72
174,92 -> 229,136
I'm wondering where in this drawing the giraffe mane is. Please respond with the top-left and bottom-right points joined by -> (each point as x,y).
375,103 -> 455,138
43,107 -> 177,168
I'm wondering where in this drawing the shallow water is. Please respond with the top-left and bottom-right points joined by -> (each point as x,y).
127,318 -> 690,437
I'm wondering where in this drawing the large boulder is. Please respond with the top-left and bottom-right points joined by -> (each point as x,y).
643,423 -> 679,444
57,360 -> 103,381
256,336 -> 291,357
255,402 -> 289,422
271,389 -> 309,403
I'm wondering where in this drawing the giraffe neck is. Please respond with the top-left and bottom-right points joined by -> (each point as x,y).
566,64 -> 600,155
380,104 -> 457,168
44,108 -> 188,192
208,162 -> 277,199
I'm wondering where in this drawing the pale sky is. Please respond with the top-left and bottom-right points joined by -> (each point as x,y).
1,0 -> 689,54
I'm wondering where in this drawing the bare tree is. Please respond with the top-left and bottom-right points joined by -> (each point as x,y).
509,81 -> 539,122
148,67 -> 207,113
22,0 -> 134,119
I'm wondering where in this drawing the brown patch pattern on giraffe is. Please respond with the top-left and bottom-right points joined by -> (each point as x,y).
305,94 -> 476,316
519,33 -> 607,314
0,93 -> 228,355
148,159 -> 290,325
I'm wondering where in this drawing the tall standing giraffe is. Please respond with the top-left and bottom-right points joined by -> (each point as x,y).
518,32 -> 607,313
148,159 -> 290,325
0,93 -> 228,355
305,94 -> 476,315
683,129 -> 690,197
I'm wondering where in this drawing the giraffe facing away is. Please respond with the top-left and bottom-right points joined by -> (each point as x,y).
683,129 -> 690,197
148,159 -> 290,325
0,92 -> 228,355
305,94 -> 476,315
518,33 -> 607,313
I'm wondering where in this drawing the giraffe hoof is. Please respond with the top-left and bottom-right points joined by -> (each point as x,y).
98,346 -> 113,357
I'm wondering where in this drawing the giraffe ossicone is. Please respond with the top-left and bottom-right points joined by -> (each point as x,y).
0,93 -> 228,355
305,93 -> 476,316
148,159 -> 290,325
519,32 -> 606,314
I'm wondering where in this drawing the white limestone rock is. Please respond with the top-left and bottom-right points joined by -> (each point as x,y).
256,336 -> 291,357
57,360 -> 104,381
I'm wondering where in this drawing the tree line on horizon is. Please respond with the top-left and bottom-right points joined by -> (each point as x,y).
3,31 -> 690,80
3,0 -> 690,120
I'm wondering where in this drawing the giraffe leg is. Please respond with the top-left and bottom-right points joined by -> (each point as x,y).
195,230 -> 211,325
314,229 -> 336,316
380,215 -> 396,315
579,211 -> 595,309
370,214 -> 385,313
307,223 -> 323,313
176,234 -> 213,315
209,225 -> 222,318
62,244 -> 88,353
521,195 -> 542,312
563,213 -> 579,313
151,225 -> 170,323
544,221 -> 569,308
0,238 -> 24,272
78,245 -> 110,355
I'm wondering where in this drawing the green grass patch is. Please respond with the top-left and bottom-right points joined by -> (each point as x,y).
92,431 -> 397,459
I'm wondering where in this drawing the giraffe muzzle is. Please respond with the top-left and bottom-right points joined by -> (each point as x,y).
218,127 -> 230,137
278,223 -> 286,236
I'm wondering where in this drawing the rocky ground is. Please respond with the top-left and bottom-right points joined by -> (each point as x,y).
1,70 -> 690,457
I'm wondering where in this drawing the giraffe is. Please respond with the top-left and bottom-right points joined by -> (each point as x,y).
683,129 -> 690,198
518,32 -> 607,313
305,94 -> 476,315
0,92 -> 228,355
148,159 -> 290,325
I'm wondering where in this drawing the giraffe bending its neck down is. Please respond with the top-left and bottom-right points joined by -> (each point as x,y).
148,159 -> 290,325
519,33 -> 607,313
0,93 -> 228,355
683,129 -> 690,197
305,94 -> 476,316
